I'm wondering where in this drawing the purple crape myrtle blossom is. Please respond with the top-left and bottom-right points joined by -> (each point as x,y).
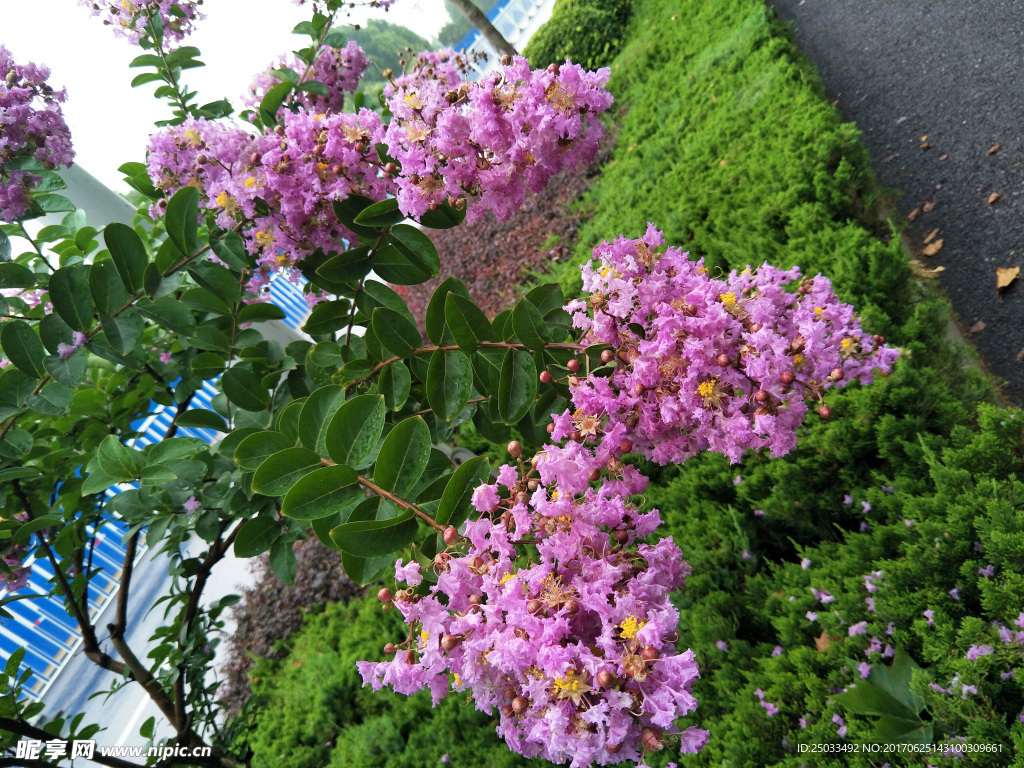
0,47 -> 75,221
57,331 -> 87,360
0,513 -> 31,592
244,41 -> 369,115
563,226 -> 900,465
358,445 -> 709,765
965,644 -> 993,661
379,53 -> 613,222
78,0 -> 203,49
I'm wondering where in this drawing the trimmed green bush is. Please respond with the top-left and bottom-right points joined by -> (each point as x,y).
523,0 -> 633,70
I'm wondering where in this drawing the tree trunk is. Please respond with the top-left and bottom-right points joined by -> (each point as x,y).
449,0 -> 517,58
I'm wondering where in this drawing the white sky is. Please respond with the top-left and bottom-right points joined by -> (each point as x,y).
3,0 -> 450,191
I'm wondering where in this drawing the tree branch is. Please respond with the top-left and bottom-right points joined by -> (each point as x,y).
108,533 -> 140,641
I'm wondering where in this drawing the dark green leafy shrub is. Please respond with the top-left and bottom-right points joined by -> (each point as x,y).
523,0 -> 633,70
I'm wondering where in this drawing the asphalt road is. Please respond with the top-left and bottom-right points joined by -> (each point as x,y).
771,0 -> 1024,404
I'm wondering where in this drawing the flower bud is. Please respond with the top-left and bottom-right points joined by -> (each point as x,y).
441,634 -> 460,651
382,68 -> 394,79
600,349 -> 615,364
625,412 -> 640,428
570,430 -> 582,442
501,55 -> 513,66
619,439 -> 633,454
818,405 -> 832,419
527,600 -> 542,614
754,389 -> 769,403
501,705 -> 514,718
196,154 -> 207,165
383,642 -> 396,654
606,743 -> 621,754
546,423 -> 555,434
779,370 -> 795,385
749,323 -> 763,333
632,383 -> 645,396
511,696 -> 529,714
274,125 -> 285,136
873,334 -> 885,344
527,479 -> 539,492
567,375 -> 580,387
641,647 -> 660,662
831,367 -> 844,381
507,440 -> 522,458
684,303 -> 698,316
564,599 -> 579,615
249,152 -> 261,165
753,406 -> 769,417
588,468 -> 601,482
378,588 -> 393,603
641,726 -> 664,752
596,670 -> 616,688
547,62 -> 560,75
567,359 -> 580,372
443,526 -> 459,545
717,353 -> 731,367
468,594 -> 483,606
384,162 -> 398,176
539,370 -> 553,384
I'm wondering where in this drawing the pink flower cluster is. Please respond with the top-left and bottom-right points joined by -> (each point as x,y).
244,41 -> 369,116
146,51 -> 613,296
562,225 -> 900,464
1,513 -> 32,593
380,52 -> 612,222
358,446 -> 709,766
0,47 -> 74,221
78,0 -> 202,48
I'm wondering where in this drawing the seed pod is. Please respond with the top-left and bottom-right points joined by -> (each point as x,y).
511,696 -> 529,714
378,588 -> 393,604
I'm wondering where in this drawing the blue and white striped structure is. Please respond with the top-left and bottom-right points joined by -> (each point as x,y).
455,0 -> 558,79
1,274 -> 311,699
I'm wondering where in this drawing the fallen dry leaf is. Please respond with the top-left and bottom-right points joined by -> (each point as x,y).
907,206 -> 922,222
919,142 -> 931,150
989,192 -> 1001,204
920,135 -> 928,141
997,266 -> 1020,292
814,630 -> 841,653
924,228 -> 940,244
1016,347 -> 1024,362
884,154 -> 898,164
969,319 -> 987,333
988,144 -> 1001,155
923,201 -> 936,213
922,239 -> 944,256
896,116 -> 907,124
719,159 -> 727,167
939,153 -> 949,161
910,260 -> 945,279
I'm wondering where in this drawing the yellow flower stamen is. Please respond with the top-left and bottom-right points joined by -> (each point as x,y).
719,292 -> 737,306
619,615 -> 646,640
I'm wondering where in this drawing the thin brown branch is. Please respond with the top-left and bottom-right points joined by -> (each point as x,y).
109,533 -> 140,641
357,475 -> 445,533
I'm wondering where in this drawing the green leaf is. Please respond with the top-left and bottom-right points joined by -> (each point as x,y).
511,297 -> 548,351
427,349 -> 473,422
330,498 -> 416,557
374,416 -> 431,497
472,347 -> 505,396
175,409 -> 227,431
868,647 -> 927,716
222,364 -> 270,411
418,199 -> 467,229
0,429 -> 31,459
0,230 -> 9,262
233,514 -> 280,558
870,716 -> 933,745
100,310 -> 144,355
89,260 -> 130,314
269,539 -> 298,584
425,276 -> 470,345
498,349 -> 538,424
298,80 -> 329,96
259,81 -> 294,127
353,197 -> 404,227
131,71 -> 164,88
26,382 -> 72,416
97,435 -> 143,481
371,307 -> 422,359
251,446 -> 322,496
282,465 -> 362,521
35,194 -> 75,213
445,293 -> 492,352
48,266 -> 94,332
43,349 -> 87,388
298,385 -> 346,456
325,394 -> 385,469
0,263 -> 36,289
372,244 -> 433,286
375,224 -> 440,284
104,223 -> 148,293
378,361 -> 411,411
236,302 -> 285,324
357,281 -> 413,322
317,246 -> 374,285
234,430 -> 294,470
340,550 -> 393,585
190,351 -> 226,379
165,187 -> 200,257
302,299 -> 351,336
136,296 -> 197,335
1,321 -> 47,378
211,230 -> 250,271
308,341 -> 344,368
331,196 -> 378,239
832,683 -> 919,723
435,455 -> 489,528
188,260 -> 240,305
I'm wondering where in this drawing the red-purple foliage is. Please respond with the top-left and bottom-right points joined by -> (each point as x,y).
393,145 -> 610,322
219,537 -> 364,717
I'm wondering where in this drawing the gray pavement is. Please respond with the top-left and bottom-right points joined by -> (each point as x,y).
772,0 -> 1024,403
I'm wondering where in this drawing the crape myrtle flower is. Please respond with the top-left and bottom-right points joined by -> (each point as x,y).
244,41 -> 368,115
564,226 -> 899,466
0,46 -> 74,221
358,441 -> 709,765
78,0 -> 203,49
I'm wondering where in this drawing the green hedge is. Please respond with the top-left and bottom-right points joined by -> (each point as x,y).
523,0 -> 633,70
